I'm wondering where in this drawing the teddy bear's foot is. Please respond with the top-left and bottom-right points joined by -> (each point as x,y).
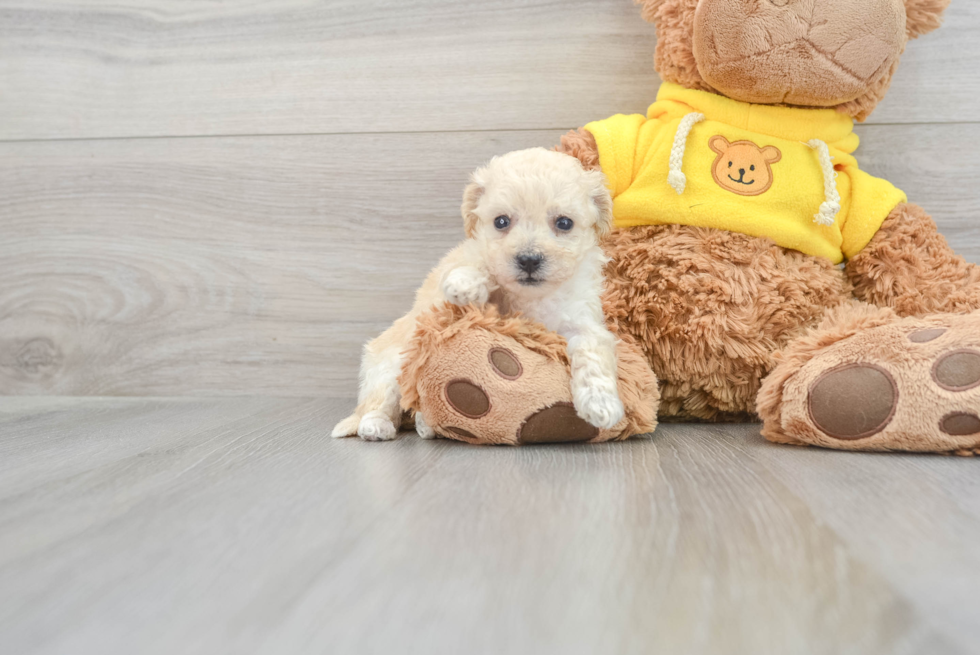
408,322 -> 623,446
398,303 -> 659,446
759,304 -> 980,454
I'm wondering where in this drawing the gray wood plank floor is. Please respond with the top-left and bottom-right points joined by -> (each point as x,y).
2,397 -> 978,655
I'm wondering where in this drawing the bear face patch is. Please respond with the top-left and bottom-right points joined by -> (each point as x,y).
709,136 -> 782,196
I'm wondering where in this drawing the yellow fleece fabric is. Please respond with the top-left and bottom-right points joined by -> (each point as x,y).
585,83 -> 907,263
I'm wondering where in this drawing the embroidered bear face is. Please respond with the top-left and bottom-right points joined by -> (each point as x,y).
709,136 -> 782,196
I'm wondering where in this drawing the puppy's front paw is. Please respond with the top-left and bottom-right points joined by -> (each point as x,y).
357,411 -> 398,441
574,390 -> 625,430
442,267 -> 490,306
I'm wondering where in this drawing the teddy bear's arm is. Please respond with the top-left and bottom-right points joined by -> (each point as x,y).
845,202 -> 980,316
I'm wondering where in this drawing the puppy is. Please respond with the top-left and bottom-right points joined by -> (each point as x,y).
332,147 -> 625,441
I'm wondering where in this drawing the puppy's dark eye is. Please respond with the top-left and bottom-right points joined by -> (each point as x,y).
750,164 -> 756,171
555,216 -> 574,232
728,161 -> 732,168
493,216 -> 510,230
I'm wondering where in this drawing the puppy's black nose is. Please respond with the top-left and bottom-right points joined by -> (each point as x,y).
739,168 -> 746,177
516,253 -> 543,274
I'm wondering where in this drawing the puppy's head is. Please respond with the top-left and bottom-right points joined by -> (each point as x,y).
460,148 -> 613,296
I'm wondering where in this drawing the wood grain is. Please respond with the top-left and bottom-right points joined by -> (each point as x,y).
2,124 -> 978,396
1,397 -> 976,654
0,0 -> 976,142
740,424 -> 980,652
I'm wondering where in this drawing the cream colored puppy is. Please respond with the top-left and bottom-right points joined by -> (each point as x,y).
332,148 -> 625,441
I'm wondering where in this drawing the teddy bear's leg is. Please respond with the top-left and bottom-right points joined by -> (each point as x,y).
846,203 -> 980,316
399,304 -> 658,445
757,302 -> 980,455
407,320 -> 625,446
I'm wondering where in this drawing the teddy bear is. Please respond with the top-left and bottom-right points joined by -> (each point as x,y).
398,0 -> 980,454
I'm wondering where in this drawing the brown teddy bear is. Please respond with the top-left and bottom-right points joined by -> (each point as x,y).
400,0 -> 980,454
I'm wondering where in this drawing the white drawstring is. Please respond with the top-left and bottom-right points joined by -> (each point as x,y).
807,139 -> 841,226
668,112 -> 705,194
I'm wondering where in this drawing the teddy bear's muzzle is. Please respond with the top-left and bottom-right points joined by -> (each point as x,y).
691,0 -> 907,107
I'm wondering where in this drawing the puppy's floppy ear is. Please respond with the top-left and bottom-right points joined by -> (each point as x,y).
461,174 -> 485,238
588,170 -> 615,238
905,0 -> 950,39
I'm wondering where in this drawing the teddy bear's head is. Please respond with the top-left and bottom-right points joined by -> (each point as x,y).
636,0 -> 949,121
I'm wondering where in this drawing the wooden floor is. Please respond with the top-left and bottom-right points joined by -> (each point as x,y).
1,397 -> 979,655
3,1 -> 980,653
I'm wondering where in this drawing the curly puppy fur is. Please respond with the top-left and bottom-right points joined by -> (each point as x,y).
633,0 -> 950,121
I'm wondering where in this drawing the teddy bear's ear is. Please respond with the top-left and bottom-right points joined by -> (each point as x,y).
461,177 -> 485,238
709,135 -> 730,155
905,0 -> 950,39
587,170 -> 615,238
761,146 -> 782,164
634,0 -> 667,23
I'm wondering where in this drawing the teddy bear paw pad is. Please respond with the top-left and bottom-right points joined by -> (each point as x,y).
932,350 -> 980,391
941,412 -> 980,436
517,403 -> 598,444
445,380 -> 491,418
807,363 -> 897,440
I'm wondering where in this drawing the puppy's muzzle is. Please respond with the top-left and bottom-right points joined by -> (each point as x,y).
516,253 -> 543,275
515,252 -> 545,286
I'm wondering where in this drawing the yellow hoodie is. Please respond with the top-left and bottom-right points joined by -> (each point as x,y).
585,83 -> 906,264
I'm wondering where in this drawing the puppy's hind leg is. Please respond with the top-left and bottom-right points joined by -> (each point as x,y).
330,413 -> 362,439
332,335 -> 406,441
414,411 -> 437,439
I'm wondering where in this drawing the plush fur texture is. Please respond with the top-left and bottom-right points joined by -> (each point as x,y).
601,224 -> 850,420
846,203 -> 980,316
398,303 -> 660,445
